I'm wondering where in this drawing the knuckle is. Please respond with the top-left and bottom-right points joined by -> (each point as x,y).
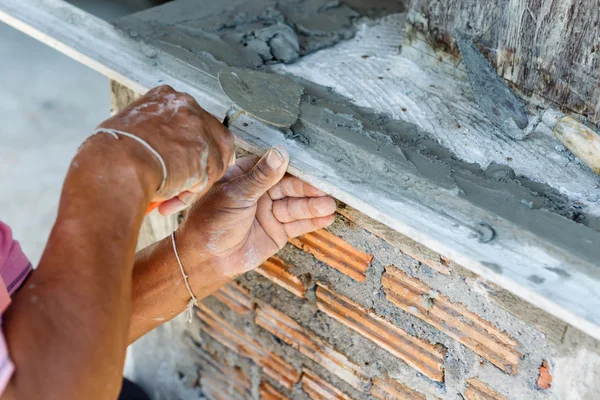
284,200 -> 296,220
307,198 -> 319,217
179,92 -> 195,103
154,84 -> 175,94
253,162 -> 270,182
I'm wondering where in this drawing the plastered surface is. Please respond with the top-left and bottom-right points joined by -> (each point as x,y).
110,1 -> 600,337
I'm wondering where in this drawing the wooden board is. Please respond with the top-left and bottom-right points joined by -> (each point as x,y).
405,0 -> 600,124
4,0 -> 600,342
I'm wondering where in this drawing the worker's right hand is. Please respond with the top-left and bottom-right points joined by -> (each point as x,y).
95,85 -> 235,215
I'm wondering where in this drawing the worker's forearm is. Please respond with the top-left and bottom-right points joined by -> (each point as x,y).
129,232 -> 241,342
3,136 -> 158,400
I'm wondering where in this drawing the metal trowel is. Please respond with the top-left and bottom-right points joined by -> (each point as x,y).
218,67 -> 303,128
458,36 -> 600,175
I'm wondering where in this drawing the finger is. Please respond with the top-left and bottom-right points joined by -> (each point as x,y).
255,194 -> 288,250
268,176 -> 326,200
272,197 -> 336,223
158,191 -> 197,215
221,156 -> 260,182
228,147 -> 289,203
283,215 -> 336,239
204,130 -> 235,184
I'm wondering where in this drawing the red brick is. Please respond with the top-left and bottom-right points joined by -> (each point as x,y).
382,267 -> 522,374
197,304 -> 300,390
301,368 -> 352,400
370,377 -> 428,400
213,283 -> 253,314
537,360 -> 552,390
315,283 -> 446,382
197,350 -> 251,400
257,256 -> 306,298
336,206 -> 450,274
256,303 -> 369,391
465,379 -> 506,400
289,229 -> 373,282
259,381 -> 288,400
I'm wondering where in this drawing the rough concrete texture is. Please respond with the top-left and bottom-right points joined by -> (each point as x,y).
112,1 -> 600,338
110,3 -> 600,399
275,13 -> 600,222
130,211 -> 600,399
115,0 -> 405,72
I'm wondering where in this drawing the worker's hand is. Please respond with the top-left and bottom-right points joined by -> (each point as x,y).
177,147 -> 336,280
96,85 -> 234,215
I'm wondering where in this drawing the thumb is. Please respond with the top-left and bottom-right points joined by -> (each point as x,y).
231,147 -> 289,202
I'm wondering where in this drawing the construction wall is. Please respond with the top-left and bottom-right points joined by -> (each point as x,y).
128,202 -> 600,400
104,76 -> 600,399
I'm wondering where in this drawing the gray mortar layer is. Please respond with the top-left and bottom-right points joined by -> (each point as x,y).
278,77 -> 600,273
116,1 -> 600,267
115,0 -> 405,72
234,214 -> 562,399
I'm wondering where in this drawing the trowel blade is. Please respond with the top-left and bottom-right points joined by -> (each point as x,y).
457,36 -> 530,140
218,67 -> 303,128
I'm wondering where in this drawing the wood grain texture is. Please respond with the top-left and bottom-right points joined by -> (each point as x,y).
406,0 -> 600,124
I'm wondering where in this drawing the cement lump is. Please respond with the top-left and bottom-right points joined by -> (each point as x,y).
115,0 -> 600,271
115,0 -> 402,68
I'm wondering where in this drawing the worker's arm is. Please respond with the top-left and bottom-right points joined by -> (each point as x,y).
1,85 -> 234,400
129,153 -> 336,341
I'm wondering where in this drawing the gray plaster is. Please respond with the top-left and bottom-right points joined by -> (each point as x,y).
108,0 -> 600,335
114,0 -> 404,72
283,78 -> 600,271
456,35 -> 532,140
218,67 -> 303,127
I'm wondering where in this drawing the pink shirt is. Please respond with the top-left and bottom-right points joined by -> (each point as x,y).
0,221 -> 33,393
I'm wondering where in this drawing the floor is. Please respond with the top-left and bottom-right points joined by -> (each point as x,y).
0,0 -> 149,264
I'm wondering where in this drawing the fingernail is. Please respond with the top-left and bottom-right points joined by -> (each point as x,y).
266,148 -> 285,169
313,197 -> 336,215
229,151 -> 237,167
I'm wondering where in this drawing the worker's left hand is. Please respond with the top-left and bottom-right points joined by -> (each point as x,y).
176,147 -> 336,280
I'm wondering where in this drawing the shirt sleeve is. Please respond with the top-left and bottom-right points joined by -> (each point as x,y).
0,221 -> 33,394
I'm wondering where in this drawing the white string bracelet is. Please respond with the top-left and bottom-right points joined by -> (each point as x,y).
92,128 -> 167,193
171,231 -> 199,323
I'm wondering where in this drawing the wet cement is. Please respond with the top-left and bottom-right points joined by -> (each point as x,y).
279,77 -> 600,272
115,0 -> 405,73
115,0 -> 600,274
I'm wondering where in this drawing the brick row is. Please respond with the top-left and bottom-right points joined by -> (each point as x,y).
197,304 -> 300,390
336,205 -> 450,274
301,368 -> 352,400
464,379 -> 506,400
259,381 -> 288,400
256,256 -> 306,298
212,283 -> 253,315
197,350 -> 251,400
255,303 -> 370,391
289,229 -> 373,282
382,267 -> 522,374
315,283 -> 446,382
370,377 -> 428,400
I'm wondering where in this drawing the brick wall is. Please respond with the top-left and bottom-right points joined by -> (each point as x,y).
129,201 -> 600,399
